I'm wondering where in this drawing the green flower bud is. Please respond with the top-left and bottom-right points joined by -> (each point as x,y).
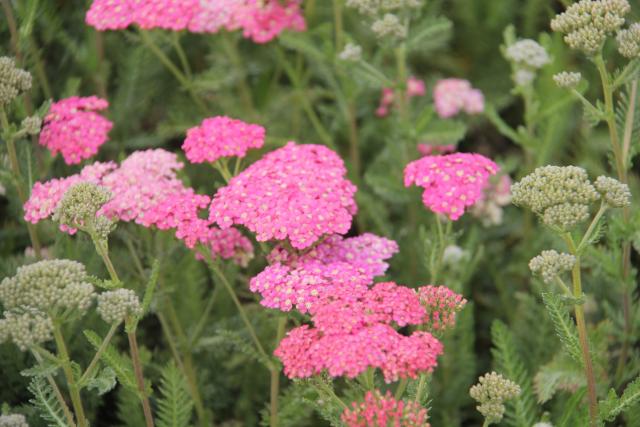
97,289 -> 142,324
529,250 -> 576,284
553,71 -> 582,88
0,57 -> 32,105
594,176 -> 631,208
617,23 -> 640,58
21,115 -> 42,136
53,182 -> 112,231
505,39 -> 550,69
0,309 -> 53,351
470,372 -> 521,425
542,203 -> 590,230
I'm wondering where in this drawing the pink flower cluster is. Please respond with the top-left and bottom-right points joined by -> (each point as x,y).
24,149 -> 252,264
376,77 -> 426,117
39,96 -> 112,165
418,285 -> 467,331
341,390 -> 430,427
250,234 -> 398,312
86,0 -> 306,43
210,142 -> 357,249
433,79 -> 484,119
404,153 -> 499,220
182,116 -> 265,164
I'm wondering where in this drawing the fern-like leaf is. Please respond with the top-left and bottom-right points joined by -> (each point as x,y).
540,292 -> 583,366
491,320 -> 539,427
156,362 -> 194,427
28,377 -> 71,427
199,329 -> 275,369
599,375 -> 640,422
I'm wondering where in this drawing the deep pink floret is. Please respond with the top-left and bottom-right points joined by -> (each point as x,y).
341,390 -> 430,427
417,285 -> 467,331
39,96 -> 113,165
404,152 -> 499,220
209,142 -> 357,249
182,116 -> 265,164
433,78 -> 484,118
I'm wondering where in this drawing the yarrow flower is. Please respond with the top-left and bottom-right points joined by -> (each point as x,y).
251,233 -> 398,312
97,288 -> 143,324
418,285 -> 467,331
376,77 -> 425,117
0,413 -> 29,427
551,0 -> 630,54
470,174 -> 512,226
182,116 -> 265,164
504,39 -> 550,69
39,96 -> 113,165
0,56 -> 32,106
53,182 -> 113,234
529,250 -> 576,284
617,23 -> 640,58
0,309 -> 53,351
470,372 -> 521,426
594,175 -> 631,208
371,14 -> 407,39
404,153 -> 499,220
433,79 -> 484,119
210,142 -> 357,249
339,43 -> 363,61
553,71 -> 582,88
86,0 -> 306,43
341,390 -> 430,427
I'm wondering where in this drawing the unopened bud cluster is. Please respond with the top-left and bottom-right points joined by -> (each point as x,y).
529,250 -> 576,284
53,182 -> 112,231
470,372 -> 521,425
553,71 -> 582,88
617,22 -> 640,58
339,43 -> 363,61
97,289 -> 142,324
20,116 -> 42,135
511,166 -> 599,230
0,413 -> 29,427
0,57 -> 32,105
551,0 -> 630,54
0,309 -> 53,351
505,39 -> 550,69
346,0 -> 422,40
371,14 -> 407,39
346,0 -> 423,15
594,176 -> 631,207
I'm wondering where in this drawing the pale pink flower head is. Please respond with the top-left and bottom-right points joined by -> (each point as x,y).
232,0 -> 306,43
182,116 -> 265,164
341,390 -> 430,427
417,285 -> 467,331
433,78 -> 484,118
210,142 -> 357,249
404,153 -> 499,220
407,76 -> 426,98
39,96 -> 112,165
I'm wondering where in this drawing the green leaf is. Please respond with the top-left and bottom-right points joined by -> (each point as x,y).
21,359 -> 60,378
491,320 -> 539,427
351,60 -> 393,88
199,329 -> 275,369
557,388 -> 588,427
278,33 -> 326,63
86,367 -> 117,396
156,362 -> 194,427
418,120 -> 467,145
28,377 -> 71,427
540,292 -> 583,366
533,352 -> 584,404
408,16 -> 453,52
599,375 -> 640,422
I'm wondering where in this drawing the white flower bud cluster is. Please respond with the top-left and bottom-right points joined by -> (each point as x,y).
505,39 -> 550,69
529,250 -> 576,283
371,13 -> 407,39
0,309 -> 53,351
97,289 -> 142,324
512,166 -> 600,230
339,43 -> 363,61
346,0 -> 422,15
0,413 -> 29,427
53,182 -> 112,231
20,116 -> 42,136
553,71 -> 582,88
594,176 -> 632,208
617,23 -> 640,57
551,0 -> 630,54
0,259 -> 95,314
470,372 -> 521,425
0,57 -> 32,106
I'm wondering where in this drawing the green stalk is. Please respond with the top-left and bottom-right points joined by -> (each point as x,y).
270,317 -> 287,427
0,106 -> 42,258
221,34 -> 257,118
31,350 -> 77,427
126,319 -> 155,427
171,33 -> 192,79
394,378 -> 408,399
563,234 -> 598,426
414,374 -> 427,404
79,321 -> 120,385
52,322 -> 89,427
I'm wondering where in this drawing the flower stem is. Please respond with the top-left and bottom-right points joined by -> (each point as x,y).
52,322 -> 89,427
126,320 -> 155,427
270,316 -> 287,427
31,350 -> 77,427
79,321 -> 120,385
563,234 -> 598,426
394,378 -> 408,399
413,373 -> 427,404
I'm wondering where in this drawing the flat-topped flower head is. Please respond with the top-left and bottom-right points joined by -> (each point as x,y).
433,79 -> 484,118
210,142 -> 357,249
0,56 -> 32,106
505,39 -> 550,69
551,0 -> 630,54
404,153 -> 499,220
182,116 -> 265,164
39,96 -> 113,165
511,166 -> 600,229
529,250 -> 576,284
97,289 -> 143,324
342,390 -> 429,427
470,372 -> 521,425
0,259 -> 94,315
417,285 -> 467,331
0,309 -> 53,351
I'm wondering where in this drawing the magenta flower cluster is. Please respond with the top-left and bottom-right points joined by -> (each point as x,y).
210,142 -> 358,249
24,149 -> 252,263
404,153 -> 499,220
39,96 -> 112,165
418,285 -> 468,331
433,78 -> 484,118
182,116 -> 265,164
86,0 -> 305,43
376,76 -> 426,117
341,390 -> 430,427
